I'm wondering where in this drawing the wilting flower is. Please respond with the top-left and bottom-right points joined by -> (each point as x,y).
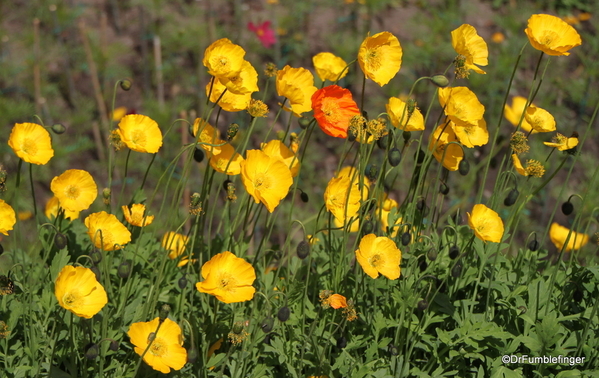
429,124 -> 463,171
276,66 -> 318,116
0,200 -> 16,236
193,118 -> 225,155
525,14 -> 582,56
511,154 -> 528,176
544,132 -> 578,151
549,222 -> 588,252
50,169 -> 98,212
8,122 -> 54,165
128,317 -> 187,373
162,232 -> 189,259
312,85 -> 361,138
85,211 -> 131,251
240,150 -> 293,213
196,251 -> 256,303
116,114 -> 163,153
451,118 -> 489,148
45,196 -> 80,220
122,204 -> 154,227
320,290 -> 348,309
467,204 -> 504,243
203,38 -> 246,79
248,21 -> 276,48
261,139 -> 300,177
55,265 -> 108,319
386,97 -> 425,131
355,234 -> 401,279
512,154 -> 545,178
524,105 -> 556,133
510,131 -> 530,155
324,175 -> 361,224
451,24 -> 488,77
209,143 -> 245,175
438,87 -> 485,127
312,52 -> 348,82
504,96 -> 535,133
206,77 -> 252,112
358,31 -> 403,86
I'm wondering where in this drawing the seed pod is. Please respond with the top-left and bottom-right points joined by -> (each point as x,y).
84,343 -> 99,360
178,275 -> 188,289
226,123 -> 239,141
261,317 -> 274,333
417,300 -> 429,311
430,74 -> 450,88
504,188 -> 519,207
277,306 -> 290,322
54,232 -> 68,250
223,179 -> 233,191
528,238 -> 539,252
451,260 -> 463,278
119,79 -> 132,91
561,201 -> 574,215
159,304 -> 171,322
232,321 -> 245,334
296,240 -> 310,260
401,231 -> 411,246
448,244 -> 459,259
336,336 -> 347,349
300,192 -> 309,203
458,159 -> 470,176
193,148 -> 205,163
388,148 -> 402,167
117,260 -> 132,279
439,182 -> 449,195
109,340 -> 119,351
51,123 -> 66,135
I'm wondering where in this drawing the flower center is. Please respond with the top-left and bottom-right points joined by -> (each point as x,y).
131,129 -> 147,147
253,173 -> 271,190
65,185 -> 80,200
365,48 -> 382,71
149,338 -> 167,357
21,138 -> 38,156
218,272 -> 237,291
369,254 -> 382,268
62,291 -> 83,309
321,99 -> 341,123
217,56 -> 230,71
540,30 -> 559,46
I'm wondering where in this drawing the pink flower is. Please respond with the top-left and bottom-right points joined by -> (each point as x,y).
248,21 -> 276,48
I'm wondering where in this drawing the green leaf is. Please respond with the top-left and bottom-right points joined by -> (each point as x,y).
49,247 -> 71,282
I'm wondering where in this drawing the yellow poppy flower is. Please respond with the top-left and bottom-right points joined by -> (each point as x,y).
358,31 -> 403,86
196,251 -> 256,303
467,204 -> 504,243
112,106 -> 128,121
219,60 -> 259,95
524,105 -> 556,133
491,32 -> 505,44
50,169 -> 98,212
18,211 -> 33,221
451,118 -> 489,148
378,194 -> 400,237
276,66 -> 318,116
8,122 -> 54,165
240,150 -> 293,213
429,124 -> 463,171
209,143 -> 244,175
324,175 -> 361,224
451,24 -> 488,75
312,52 -> 348,82
337,166 -> 370,200
549,222 -> 588,252
206,77 -> 252,112
44,196 -> 80,220
260,139 -> 301,177
203,38 -> 246,79
116,114 -> 163,153
543,132 -> 578,151
84,211 -> 131,251
54,265 -> 108,319
386,97 -> 425,131
122,204 -> 154,227
192,118 -> 225,155
525,14 -> 582,56
438,87 -> 485,127
355,233 -> 401,279
0,200 -> 16,236
504,96 -> 535,133
162,232 -> 189,259
127,317 -> 187,373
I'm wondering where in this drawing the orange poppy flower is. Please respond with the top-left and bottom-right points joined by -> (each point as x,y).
311,85 -> 361,138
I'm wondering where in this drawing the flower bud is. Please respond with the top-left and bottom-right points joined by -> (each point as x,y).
401,231 -> 411,246
119,79 -> 132,91
458,159 -> 470,176
300,192 -> 309,203
336,336 -> 347,349
84,343 -> 99,360
402,131 -> 411,143
298,118 -> 310,129
518,306 -> 527,314
296,240 -> 310,259
414,149 -> 426,164
159,304 -> 171,322
54,232 -> 68,250
366,164 -> 379,182
263,333 -> 273,345
417,300 -> 429,311
109,340 -> 119,351
231,321 -> 245,334
226,123 -> 239,141
51,123 -> 66,134
178,275 -> 188,289
91,249 -> 103,264
187,346 -> 198,363
528,238 -> 539,252
193,147 -> 205,163
439,182 -> 449,195
448,244 -> 459,259
388,148 -> 401,167
561,201 -> 574,216
117,260 -> 132,279
387,343 -> 399,356
451,260 -> 463,278
429,74 -> 450,88
102,188 -> 111,206
504,188 -> 519,207
277,306 -> 290,322
261,317 -> 274,333
427,247 -> 437,261
377,135 -> 388,150
361,220 -> 374,235
418,255 -> 427,272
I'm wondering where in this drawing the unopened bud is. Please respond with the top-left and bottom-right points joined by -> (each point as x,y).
117,260 -> 132,279
388,343 -> 399,356
458,159 -> 470,176
504,188 -> 519,207
178,275 -> 188,289
418,256 -> 427,272
439,182 -> 449,195
429,74 -> 450,88
401,231 -> 411,246
451,260 -> 463,278
377,135 -> 389,150
277,306 -> 290,322
361,220 -> 374,235
417,300 -> 429,311
427,247 -> 437,261
91,249 -> 103,264
573,289 -> 583,302
84,343 -> 99,360
561,201 -> 574,215
109,340 -> 119,351
388,148 -> 401,167
54,232 -> 68,250
336,336 -> 347,349
90,265 -> 101,281
528,238 -> 539,252
296,240 -> 310,259
300,192 -> 309,203
159,304 -> 171,322
449,244 -> 459,259
402,131 -> 411,142
51,123 -> 66,134
187,346 -> 198,363
119,79 -> 132,91
261,317 -> 274,333
193,148 -> 205,163
298,118 -> 310,129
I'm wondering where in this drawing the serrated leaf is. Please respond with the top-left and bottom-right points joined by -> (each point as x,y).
50,247 -> 71,282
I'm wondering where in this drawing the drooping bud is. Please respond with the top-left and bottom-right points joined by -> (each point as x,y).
528,237 -> 539,252
361,220 -> 374,235
90,265 -> 101,282
84,343 -> 99,360
366,164 -> 379,182
458,159 -> 470,176
261,317 -> 274,333
388,148 -> 401,167
51,123 -> 66,134
377,134 -> 389,150
178,275 -> 188,289
300,192 -> 309,203
561,201 -> 574,216
193,147 -> 205,163
187,346 -> 198,363
451,260 -> 463,278
427,247 -> 437,261
54,232 -> 68,250
90,249 -> 103,264
414,149 -> 426,164
277,306 -> 290,322
119,79 -> 132,91
417,299 -> 429,311
573,289 -> 583,302
439,182 -> 449,195
504,188 -> 519,207
296,240 -> 310,260
117,260 -> 132,279
298,118 -> 310,129
102,188 -> 111,206
429,74 -> 450,88
336,336 -> 347,349
401,231 -> 411,246
109,340 -> 119,351
388,343 -> 399,356
159,304 -> 171,322
448,244 -> 459,259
